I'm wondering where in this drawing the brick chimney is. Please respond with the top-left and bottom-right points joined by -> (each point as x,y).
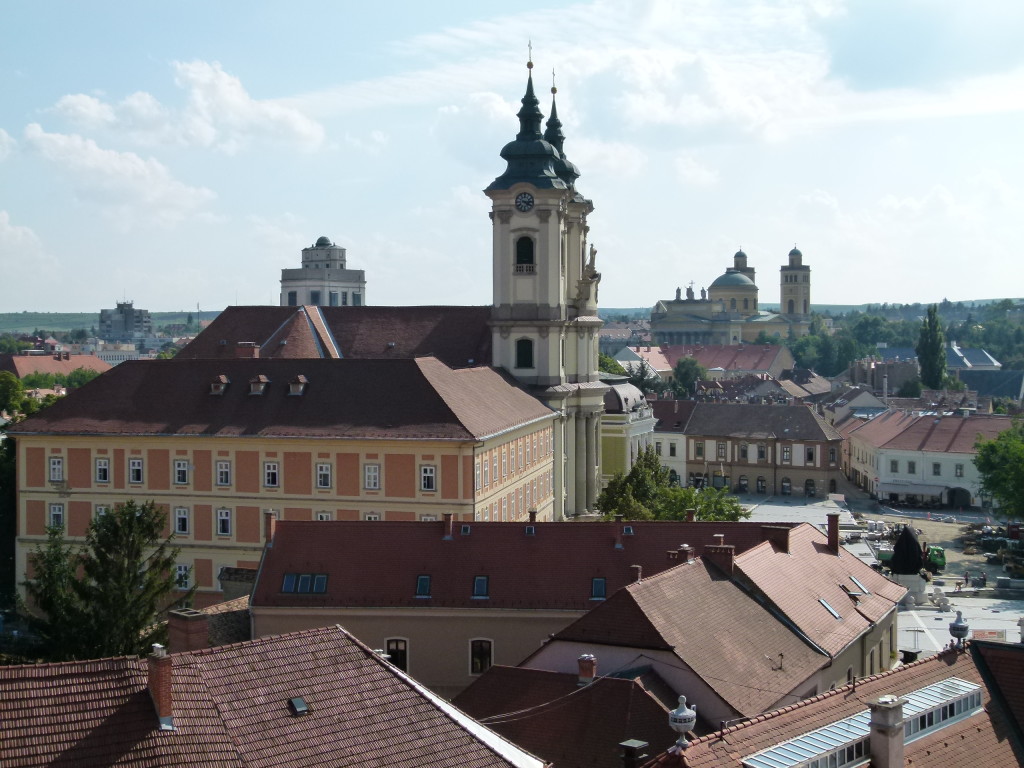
577,653 -> 597,686
827,512 -> 840,554
703,544 -> 735,576
235,341 -> 260,358
685,508 -> 696,523
528,508 -> 537,523
147,644 -> 174,730
263,510 -> 277,545
868,695 -> 905,768
761,525 -> 791,553
168,608 -> 208,653
443,512 -> 454,539
678,543 -> 693,562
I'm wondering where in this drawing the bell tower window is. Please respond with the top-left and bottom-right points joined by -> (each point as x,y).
515,236 -> 535,274
788,299 -> 795,314
515,338 -> 535,369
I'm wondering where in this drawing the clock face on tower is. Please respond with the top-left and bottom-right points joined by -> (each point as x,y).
514,192 -> 535,212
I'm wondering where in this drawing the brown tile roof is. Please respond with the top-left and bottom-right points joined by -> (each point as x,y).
649,400 -> 698,432
653,402 -> 842,442
0,625 -> 544,768
252,520 -> 798,611
0,353 -> 111,378
636,345 -> 793,375
547,555 -> 829,718
643,646 -> 1024,768
9,356 -> 552,441
850,410 -> 1012,453
177,305 -> 493,368
453,666 -> 679,768
971,640 -> 1024,742
734,525 -> 905,658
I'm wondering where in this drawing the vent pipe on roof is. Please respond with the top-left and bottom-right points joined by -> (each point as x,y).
147,644 -> 174,731
679,544 -> 693,562
868,696 -> 905,768
577,653 -> 597,686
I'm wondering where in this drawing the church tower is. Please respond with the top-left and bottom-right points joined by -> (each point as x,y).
485,59 -> 606,520
780,246 -> 811,317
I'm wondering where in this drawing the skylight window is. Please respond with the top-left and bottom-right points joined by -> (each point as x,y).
281,572 -> 328,594
819,598 -> 842,619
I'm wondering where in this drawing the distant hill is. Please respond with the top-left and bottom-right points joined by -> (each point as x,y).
0,311 -> 221,334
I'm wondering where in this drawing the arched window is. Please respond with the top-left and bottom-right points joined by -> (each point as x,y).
515,236 -> 535,270
803,299 -> 808,314
781,477 -> 792,495
515,338 -> 534,369
743,298 -> 749,310
730,298 -> 737,311
787,299 -> 795,314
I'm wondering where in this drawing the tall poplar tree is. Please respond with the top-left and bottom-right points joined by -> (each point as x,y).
915,304 -> 946,389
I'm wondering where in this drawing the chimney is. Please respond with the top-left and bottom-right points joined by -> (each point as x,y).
868,695 -> 905,768
577,653 -> 597,686
168,608 -> 208,653
703,544 -> 735,576
263,510 -> 277,545
827,512 -> 840,554
713,533 -> 725,545
147,644 -> 174,730
631,564 -> 643,582
761,525 -> 790,553
685,509 -> 696,523
528,509 -> 537,523
619,739 -> 650,768
235,341 -> 260,358
443,512 -> 454,540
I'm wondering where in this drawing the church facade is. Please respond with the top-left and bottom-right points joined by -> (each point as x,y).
650,247 -> 813,345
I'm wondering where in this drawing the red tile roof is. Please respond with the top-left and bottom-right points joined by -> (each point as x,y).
177,305 -> 493,368
547,555 -> 829,717
0,353 -> 111,378
9,356 -> 553,442
643,645 -> 1023,768
734,525 -> 904,657
0,625 -> 545,768
630,346 -> 793,375
650,401 -> 841,442
453,666 -> 679,768
850,410 -> 1012,453
971,640 -> 1024,741
252,520 -> 798,611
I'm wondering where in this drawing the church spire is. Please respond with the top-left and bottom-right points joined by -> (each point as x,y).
543,71 -> 564,152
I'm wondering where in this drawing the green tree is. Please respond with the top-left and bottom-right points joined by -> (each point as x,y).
0,371 -> 24,414
896,378 -> 922,398
624,362 -> 667,395
974,422 -> 1024,523
65,367 -> 101,390
21,527 -> 86,661
915,304 -> 946,389
0,335 -> 30,355
653,485 -> 750,521
0,431 -> 17,605
21,500 -> 193,661
598,353 -> 627,375
671,357 -> 707,396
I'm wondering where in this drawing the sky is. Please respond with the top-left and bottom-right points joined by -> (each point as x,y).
1,0 -> 1022,313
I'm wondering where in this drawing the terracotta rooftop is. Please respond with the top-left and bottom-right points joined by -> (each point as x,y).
252,520 -> 799,611
643,644 -> 1024,768
177,305 -> 493,368
8,356 -> 553,442
734,525 -> 904,658
546,551 -> 829,717
0,352 -> 111,378
850,410 -> 1012,454
0,625 -> 545,767
453,665 -> 679,768
632,345 -> 793,375
651,401 -> 842,442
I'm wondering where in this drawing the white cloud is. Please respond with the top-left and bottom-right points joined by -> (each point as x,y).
0,211 -> 57,284
23,123 -> 215,226
675,154 -> 719,185
0,128 -> 14,161
50,60 -> 325,154
571,138 -> 648,179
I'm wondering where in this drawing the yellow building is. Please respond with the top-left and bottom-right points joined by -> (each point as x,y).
12,357 -> 556,605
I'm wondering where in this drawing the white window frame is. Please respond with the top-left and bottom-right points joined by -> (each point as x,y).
95,458 -> 110,483
502,447 -> 508,478
49,457 -> 64,482
175,564 -> 191,589
782,446 -> 791,463
483,457 -> 490,487
316,462 -> 332,489
94,504 -> 109,518
128,457 -> 144,484
174,507 -> 190,535
955,463 -> 964,478
174,459 -> 189,485
216,508 -> 232,536
421,465 -> 436,492
216,460 -> 231,486
364,463 -> 380,490
474,460 -> 481,491
264,461 -> 279,488
364,512 -> 381,521
315,511 -> 333,521
49,503 -> 65,529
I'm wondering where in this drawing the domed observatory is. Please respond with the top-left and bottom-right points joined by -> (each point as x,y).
280,236 -> 367,307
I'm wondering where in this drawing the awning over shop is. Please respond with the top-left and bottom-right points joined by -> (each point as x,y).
877,483 -> 948,495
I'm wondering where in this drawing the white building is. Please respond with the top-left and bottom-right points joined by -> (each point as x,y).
280,236 -> 366,307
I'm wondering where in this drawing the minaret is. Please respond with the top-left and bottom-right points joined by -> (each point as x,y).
485,58 -> 606,520
780,245 -> 811,317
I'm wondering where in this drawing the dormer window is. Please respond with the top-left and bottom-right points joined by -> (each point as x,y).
288,375 -> 308,396
209,375 -> 230,395
249,375 -> 269,395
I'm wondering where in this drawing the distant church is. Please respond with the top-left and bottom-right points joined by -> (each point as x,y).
649,247 -> 813,345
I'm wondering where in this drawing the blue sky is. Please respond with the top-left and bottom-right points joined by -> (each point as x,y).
2,0 -> 1022,312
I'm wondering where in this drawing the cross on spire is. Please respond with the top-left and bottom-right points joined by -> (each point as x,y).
527,40 -> 533,69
